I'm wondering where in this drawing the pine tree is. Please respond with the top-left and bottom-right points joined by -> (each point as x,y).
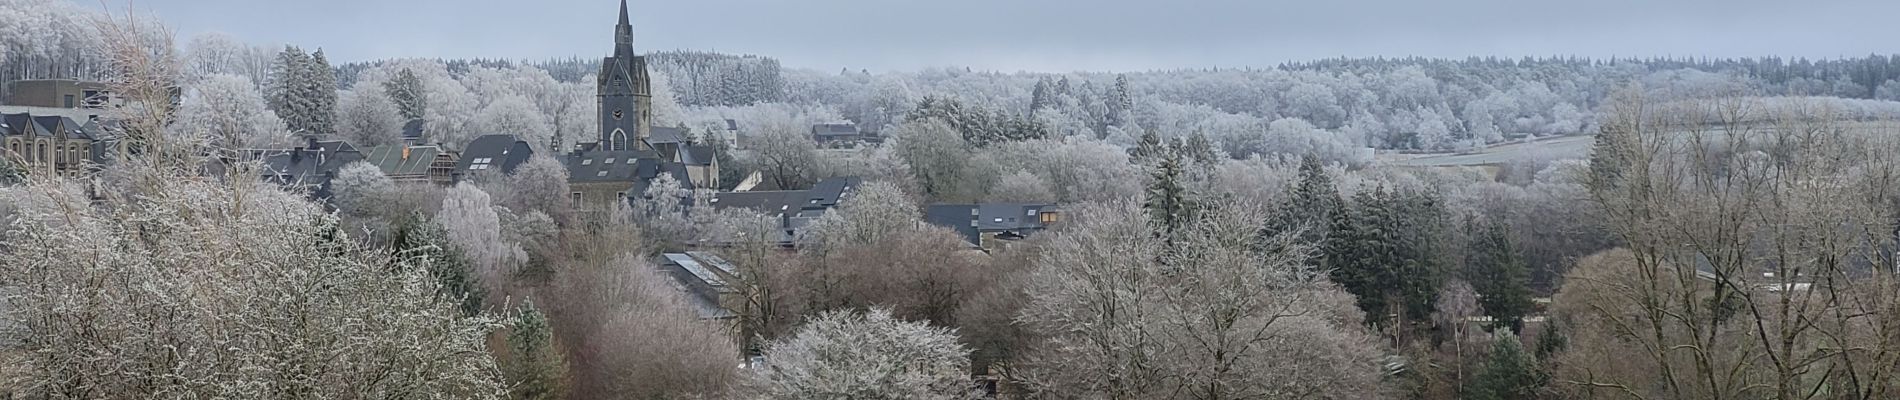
306,49 -> 339,136
1275,153 -> 1343,246
1466,331 -> 1546,400
1109,74 -> 1134,127
1467,219 -> 1534,333
385,68 -> 427,122
1030,77 -> 1054,112
1184,131 -> 1219,165
1130,128 -> 1165,164
267,46 -> 312,134
393,212 -> 484,316
1143,149 -> 1194,244
1325,186 -> 1449,332
1586,121 -> 1634,196
1054,76 -> 1072,97
507,301 -> 568,400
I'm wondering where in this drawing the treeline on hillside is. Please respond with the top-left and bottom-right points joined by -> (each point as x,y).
334,51 -> 785,107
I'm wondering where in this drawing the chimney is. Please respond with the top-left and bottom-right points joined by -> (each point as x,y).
402,146 -> 411,160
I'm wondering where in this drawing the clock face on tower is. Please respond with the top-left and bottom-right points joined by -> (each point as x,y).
613,109 -> 624,120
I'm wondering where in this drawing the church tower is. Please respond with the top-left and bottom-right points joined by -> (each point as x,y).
597,0 -> 651,151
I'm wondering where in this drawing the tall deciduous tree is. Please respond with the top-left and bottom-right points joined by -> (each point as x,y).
757,308 -> 974,400
1015,200 -> 1391,399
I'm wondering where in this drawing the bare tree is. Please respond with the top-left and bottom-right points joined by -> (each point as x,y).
757,308 -> 976,400
1014,200 -> 1392,400
1556,87 -> 1900,399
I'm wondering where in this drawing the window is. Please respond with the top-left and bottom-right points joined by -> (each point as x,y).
63,94 -> 74,108
581,159 -> 593,165
1040,212 -> 1059,224
570,192 -> 582,206
615,191 -> 626,199
1026,209 -> 1037,216
604,158 -> 616,164
596,170 -> 608,177
993,218 -> 1003,223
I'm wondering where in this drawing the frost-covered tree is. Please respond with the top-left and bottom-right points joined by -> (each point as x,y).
987,169 -> 1056,203
266,46 -> 312,134
0,178 -> 503,397
438,183 -> 525,288
174,73 -> 292,151
758,308 -> 974,400
892,119 -> 989,202
799,180 -> 917,251
335,88 -> 406,147
1015,201 -> 1391,399
306,49 -> 339,135
393,211 -> 486,316
385,67 -> 428,121
330,160 -> 394,217
473,95 -> 553,149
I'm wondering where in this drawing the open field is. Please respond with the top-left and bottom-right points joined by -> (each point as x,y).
1383,135 -> 1596,168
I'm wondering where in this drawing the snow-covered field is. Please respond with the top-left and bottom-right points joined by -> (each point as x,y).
1385,135 -> 1596,167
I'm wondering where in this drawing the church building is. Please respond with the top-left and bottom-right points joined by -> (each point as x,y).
567,0 -> 719,208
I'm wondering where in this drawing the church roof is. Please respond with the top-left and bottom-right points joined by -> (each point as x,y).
650,126 -> 688,145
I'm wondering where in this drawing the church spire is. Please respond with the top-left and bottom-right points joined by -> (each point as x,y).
615,0 -> 632,45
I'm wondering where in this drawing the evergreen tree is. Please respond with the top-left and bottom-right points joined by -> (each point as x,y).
1129,128 -> 1165,164
1054,76 -> 1072,97
1325,186 -> 1449,331
267,46 -> 312,134
1533,319 -> 1568,362
1030,77 -> 1054,112
1586,121 -> 1635,196
385,68 -> 427,122
1467,219 -> 1534,333
306,49 -> 339,136
393,212 -> 484,316
1143,149 -> 1194,243
507,300 -> 568,400
1183,131 -> 1219,165
1275,153 -> 1343,246
1109,74 -> 1134,127
1466,331 -> 1546,400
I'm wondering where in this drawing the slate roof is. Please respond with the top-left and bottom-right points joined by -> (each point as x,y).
253,140 -> 365,199
650,126 -> 688,145
565,149 -> 659,183
457,134 -> 534,174
706,176 -> 862,245
681,144 -> 715,167
362,145 -> 445,176
811,123 -> 859,138
401,119 -> 424,140
924,203 -> 1060,245
0,113 -> 89,139
627,158 -> 693,195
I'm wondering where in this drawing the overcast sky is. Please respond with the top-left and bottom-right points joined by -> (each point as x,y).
98,0 -> 1900,73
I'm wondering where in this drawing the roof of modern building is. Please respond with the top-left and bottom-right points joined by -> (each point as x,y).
924,203 -> 1062,245
457,134 -> 534,174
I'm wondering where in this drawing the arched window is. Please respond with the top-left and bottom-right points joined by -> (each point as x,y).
610,128 -> 628,151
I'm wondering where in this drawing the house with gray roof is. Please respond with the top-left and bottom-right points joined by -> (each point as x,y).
362,144 -> 457,185
252,138 -> 365,200
706,176 -> 862,246
1,112 -> 97,175
455,134 -> 535,181
924,203 -> 1063,249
